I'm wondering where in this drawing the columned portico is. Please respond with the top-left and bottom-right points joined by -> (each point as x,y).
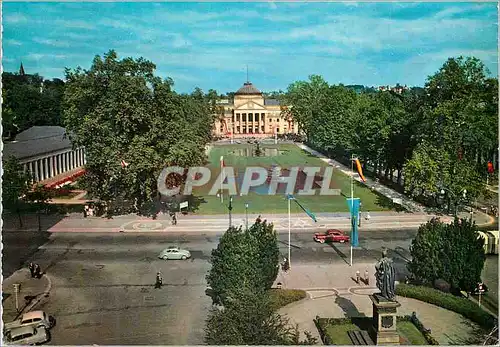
19,147 -> 86,184
214,81 -> 299,137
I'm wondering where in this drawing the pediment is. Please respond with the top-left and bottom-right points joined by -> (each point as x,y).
235,101 -> 266,111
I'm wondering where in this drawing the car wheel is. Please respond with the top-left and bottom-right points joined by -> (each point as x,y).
181,255 -> 187,260
319,239 -> 325,244
162,256 -> 168,260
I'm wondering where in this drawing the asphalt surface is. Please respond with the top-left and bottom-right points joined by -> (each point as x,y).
2,229 -> 417,345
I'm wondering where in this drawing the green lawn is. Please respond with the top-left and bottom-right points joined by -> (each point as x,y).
187,144 -> 397,214
323,319 -> 428,345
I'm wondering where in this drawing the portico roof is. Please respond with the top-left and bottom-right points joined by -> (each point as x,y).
235,82 -> 262,95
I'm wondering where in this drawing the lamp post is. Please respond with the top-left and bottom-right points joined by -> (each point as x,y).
245,202 -> 249,230
228,196 -> 233,228
439,187 -> 467,217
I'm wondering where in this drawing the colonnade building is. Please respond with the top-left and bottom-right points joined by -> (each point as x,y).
213,81 -> 299,137
3,126 -> 86,184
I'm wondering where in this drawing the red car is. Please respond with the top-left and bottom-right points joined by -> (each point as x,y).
313,229 -> 350,243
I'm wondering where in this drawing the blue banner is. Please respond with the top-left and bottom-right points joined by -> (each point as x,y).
346,198 -> 360,247
288,194 -> 318,223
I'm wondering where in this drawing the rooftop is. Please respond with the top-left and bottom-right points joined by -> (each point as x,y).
4,126 -> 74,160
235,82 -> 262,95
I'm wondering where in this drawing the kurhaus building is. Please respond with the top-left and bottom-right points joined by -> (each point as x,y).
213,81 -> 299,137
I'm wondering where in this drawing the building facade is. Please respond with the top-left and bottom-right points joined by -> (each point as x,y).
213,81 -> 299,137
3,126 -> 86,185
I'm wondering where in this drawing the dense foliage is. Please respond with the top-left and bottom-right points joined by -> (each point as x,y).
2,156 -> 32,226
408,217 -> 486,292
206,219 -> 280,305
282,56 -> 497,209
62,50 -> 215,215
205,219 -> 315,345
2,72 -> 65,140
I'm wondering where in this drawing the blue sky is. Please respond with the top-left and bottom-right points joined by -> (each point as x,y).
3,1 -> 498,94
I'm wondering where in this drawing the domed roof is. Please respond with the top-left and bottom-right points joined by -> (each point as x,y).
235,82 -> 262,95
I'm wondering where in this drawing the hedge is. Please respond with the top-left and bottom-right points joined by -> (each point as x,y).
268,289 -> 307,311
396,283 -> 496,329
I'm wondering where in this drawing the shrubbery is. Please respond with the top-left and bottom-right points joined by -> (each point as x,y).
396,283 -> 496,329
268,289 -> 307,311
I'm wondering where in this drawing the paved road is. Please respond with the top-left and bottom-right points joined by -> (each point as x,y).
4,230 -> 416,345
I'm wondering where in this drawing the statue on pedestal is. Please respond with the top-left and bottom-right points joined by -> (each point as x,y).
375,249 -> 396,301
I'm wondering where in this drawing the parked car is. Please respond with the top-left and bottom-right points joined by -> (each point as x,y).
3,326 -> 50,345
313,229 -> 350,243
4,311 -> 55,332
158,246 -> 191,260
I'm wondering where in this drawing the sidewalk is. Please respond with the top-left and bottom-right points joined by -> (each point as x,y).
275,263 -> 483,345
2,268 -> 52,322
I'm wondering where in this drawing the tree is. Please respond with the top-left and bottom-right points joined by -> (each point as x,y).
205,286 -> 317,345
62,50 -> 213,216
25,184 -> 53,232
2,72 -> 65,140
408,217 -> 486,292
2,156 -> 32,227
206,219 -> 279,306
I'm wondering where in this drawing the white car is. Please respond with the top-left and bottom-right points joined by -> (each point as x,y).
4,311 -> 55,332
3,326 -> 50,345
158,246 -> 191,260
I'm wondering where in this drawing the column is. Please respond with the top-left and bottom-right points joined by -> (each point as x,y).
44,158 -> 49,180
49,157 -> 54,178
62,153 -> 66,172
77,149 -> 81,167
57,154 -> 62,175
39,159 -> 44,181
23,163 -> 27,173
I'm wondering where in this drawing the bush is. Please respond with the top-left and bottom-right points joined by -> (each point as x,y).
433,278 -> 451,293
268,289 -> 307,311
396,283 -> 496,329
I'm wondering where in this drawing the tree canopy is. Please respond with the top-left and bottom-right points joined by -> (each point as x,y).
408,217 -> 486,292
62,50 -> 215,215
282,56 -> 497,209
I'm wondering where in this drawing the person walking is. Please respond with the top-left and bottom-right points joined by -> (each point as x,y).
364,269 -> 369,285
34,263 -> 42,279
28,262 -> 35,278
155,271 -> 163,289
172,213 -> 177,225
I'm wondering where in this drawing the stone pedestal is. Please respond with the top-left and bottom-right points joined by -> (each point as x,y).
369,294 -> 401,345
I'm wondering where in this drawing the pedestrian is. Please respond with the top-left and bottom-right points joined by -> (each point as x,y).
83,206 -> 88,218
34,263 -> 42,279
172,214 -> 177,225
356,270 -> 360,285
366,212 -> 371,221
155,271 -> 163,289
28,262 -> 35,278
256,215 -> 262,223
364,270 -> 369,286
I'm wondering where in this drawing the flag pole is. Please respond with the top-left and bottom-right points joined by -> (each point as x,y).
350,154 -> 354,267
288,196 -> 291,270
220,156 -> 224,203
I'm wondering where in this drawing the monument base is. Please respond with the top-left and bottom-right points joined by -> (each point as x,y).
369,294 -> 401,346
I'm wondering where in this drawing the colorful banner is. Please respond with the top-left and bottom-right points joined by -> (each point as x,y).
353,158 -> 366,182
346,198 -> 360,247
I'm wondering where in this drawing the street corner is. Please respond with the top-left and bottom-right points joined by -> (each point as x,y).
120,220 -> 172,232
2,269 -> 52,322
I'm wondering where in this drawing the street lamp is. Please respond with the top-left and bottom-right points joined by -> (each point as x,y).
439,188 -> 467,217
228,196 -> 233,228
245,202 -> 249,229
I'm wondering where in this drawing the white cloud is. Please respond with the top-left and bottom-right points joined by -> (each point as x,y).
5,39 -> 22,46
33,38 -> 70,47
4,14 -> 28,24
55,19 -> 95,30
99,19 -> 136,30
26,53 -> 68,61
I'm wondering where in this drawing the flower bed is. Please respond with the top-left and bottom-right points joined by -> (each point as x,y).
314,316 -> 436,345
